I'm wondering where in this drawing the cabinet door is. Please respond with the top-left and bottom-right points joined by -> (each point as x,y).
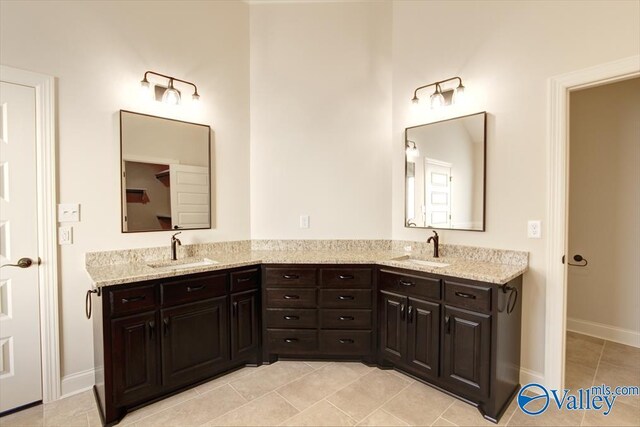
379,291 -> 406,364
406,298 -> 440,378
231,290 -> 260,361
442,305 -> 491,399
111,312 -> 160,405
161,297 -> 229,388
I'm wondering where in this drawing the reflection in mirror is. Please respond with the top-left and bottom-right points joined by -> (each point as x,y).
404,112 -> 486,231
120,110 -> 211,233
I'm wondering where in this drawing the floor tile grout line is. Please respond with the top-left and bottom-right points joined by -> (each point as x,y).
348,374 -> 414,424
324,398 -> 361,425
579,339 -> 608,426
377,408 -> 410,426
432,400 -> 456,426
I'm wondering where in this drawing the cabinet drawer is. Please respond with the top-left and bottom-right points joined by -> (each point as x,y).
320,330 -> 371,355
265,288 -> 317,308
320,268 -> 372,288
264,267 -> 317,287
110,285 -> 157,316
161,274 -> 227,307
379,269 -> 441,301
320,309 -> 372,329
231,268 -> 259,293
267,329 -> 318,354
266,308 -> 318,329
444,281 -> 491,313
319,289 -> 371,308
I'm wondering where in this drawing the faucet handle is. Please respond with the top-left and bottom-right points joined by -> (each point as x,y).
171,231 -> 182,242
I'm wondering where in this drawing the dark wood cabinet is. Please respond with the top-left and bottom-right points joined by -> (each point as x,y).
111,312 -> 160,406
231,290 -> 260,361
377,268 -> 523,424
93,267 -> 261,427
406,297 -> 439,377
161,297 -> 229,388
442,305 -> 491,399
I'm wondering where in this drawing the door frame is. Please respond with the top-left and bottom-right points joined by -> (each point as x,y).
0,65 -> 60,402
544,55 -> 639,391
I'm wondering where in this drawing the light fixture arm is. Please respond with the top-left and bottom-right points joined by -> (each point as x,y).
411,76 -> 463,101
143,70 -> 199,96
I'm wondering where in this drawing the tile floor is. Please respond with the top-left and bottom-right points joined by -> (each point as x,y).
1,333 -> 638,426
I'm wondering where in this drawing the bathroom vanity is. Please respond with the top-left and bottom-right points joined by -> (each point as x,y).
87,244 -> 525,426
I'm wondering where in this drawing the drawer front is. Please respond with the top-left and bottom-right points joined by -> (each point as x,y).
320,309 -> 372,330
320,268 -> 372,288
265,288 -> 317,308
230,268 -> 260,293
319,289 -> 371,308
320,330 -> 372,355
266,308 -> 318,329
267,329 -> 318,354
110,285 -> 157,316
264,267 -> 317,287
379,269 -> 441,301
161,274 -> 227,307
444,281 -> 491,313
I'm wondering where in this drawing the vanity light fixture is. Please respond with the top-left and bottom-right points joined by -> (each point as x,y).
140,71 -> 200,105
411,77 -> 465,110
406,140 -> 420,158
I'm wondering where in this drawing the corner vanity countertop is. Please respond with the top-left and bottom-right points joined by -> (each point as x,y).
86,246 -> 528,288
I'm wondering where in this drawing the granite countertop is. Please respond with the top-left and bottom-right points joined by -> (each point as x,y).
86,248 -> 528,288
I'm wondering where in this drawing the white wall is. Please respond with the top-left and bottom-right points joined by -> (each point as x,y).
567,77 -> 640,340
250,1 -> 392,239
391,0 -> 640,375
0,0 -> 250,387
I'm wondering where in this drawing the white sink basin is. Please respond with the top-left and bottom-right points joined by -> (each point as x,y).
393,257 -> 450,268
148,258 -> 218,270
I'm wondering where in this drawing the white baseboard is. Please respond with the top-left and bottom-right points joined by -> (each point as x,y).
60,368 -> 95,398
520,367 -> 544,386
567,317 -> 640,348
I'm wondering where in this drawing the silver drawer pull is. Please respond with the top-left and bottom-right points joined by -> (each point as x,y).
283,315 -> 299,320
284,338 -> 299,343
283,295 -> 300,300
339,338 -> 354,344
338,295 -> 354,300
339,316 -> 354,321
455,291 -> 476,299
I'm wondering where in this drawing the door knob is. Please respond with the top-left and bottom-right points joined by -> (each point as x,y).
0,257 -> 35,269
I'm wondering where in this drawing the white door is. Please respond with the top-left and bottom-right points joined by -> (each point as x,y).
0,82 -> 42,412
424,159 -> 452,228
169,164 -> 210,229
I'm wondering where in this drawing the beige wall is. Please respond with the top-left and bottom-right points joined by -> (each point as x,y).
567,77 -> 640,335
391,0 -> 639,376
0,0 -> 250,386
249,1 -> 393,239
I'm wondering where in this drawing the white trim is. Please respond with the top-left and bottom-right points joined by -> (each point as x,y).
60,368 -> 95,398
520,367 -> 545,386
0,65 -> 60,402
545,55 -> 640,391
567,318 -> 640,348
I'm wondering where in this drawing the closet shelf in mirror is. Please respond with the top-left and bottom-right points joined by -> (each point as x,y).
125,188 -> 150,204
154,169 -> 170,186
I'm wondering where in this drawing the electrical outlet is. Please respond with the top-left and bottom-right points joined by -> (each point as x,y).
58,203 -> 80,222
59,226 -> 73,245
299,215 -> 310,229
527,220 -> 541,238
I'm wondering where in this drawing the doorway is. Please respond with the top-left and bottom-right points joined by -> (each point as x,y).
564,77 -> 640,404
0,65 -> 59,412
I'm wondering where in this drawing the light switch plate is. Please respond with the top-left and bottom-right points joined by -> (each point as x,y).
58,203 -> 80,222
299,215 -> 310,229
527,220 -> 541,238
59,226 -> 73,245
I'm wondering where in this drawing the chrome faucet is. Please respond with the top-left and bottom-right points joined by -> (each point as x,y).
171,232 -> 182,261
427,230 -> 439,258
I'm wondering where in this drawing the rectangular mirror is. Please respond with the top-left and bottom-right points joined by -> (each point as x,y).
404,112 -> 486,231
120,110 -> 211,233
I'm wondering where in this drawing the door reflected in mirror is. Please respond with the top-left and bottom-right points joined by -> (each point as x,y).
120,110 -> 211,233
405,112 -> 486,231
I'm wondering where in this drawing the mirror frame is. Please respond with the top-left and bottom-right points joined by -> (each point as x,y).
119,110 -> 212,233
404,111 -> 487,232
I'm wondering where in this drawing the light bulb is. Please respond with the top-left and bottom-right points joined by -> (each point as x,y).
192,92 -> 200,103
411,96 -> 419,104
162,79 -> 180,105
406,142 -> 419,159
140,78 -> 152,99
430,85 -> 444,109
453,84 -> 465,105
